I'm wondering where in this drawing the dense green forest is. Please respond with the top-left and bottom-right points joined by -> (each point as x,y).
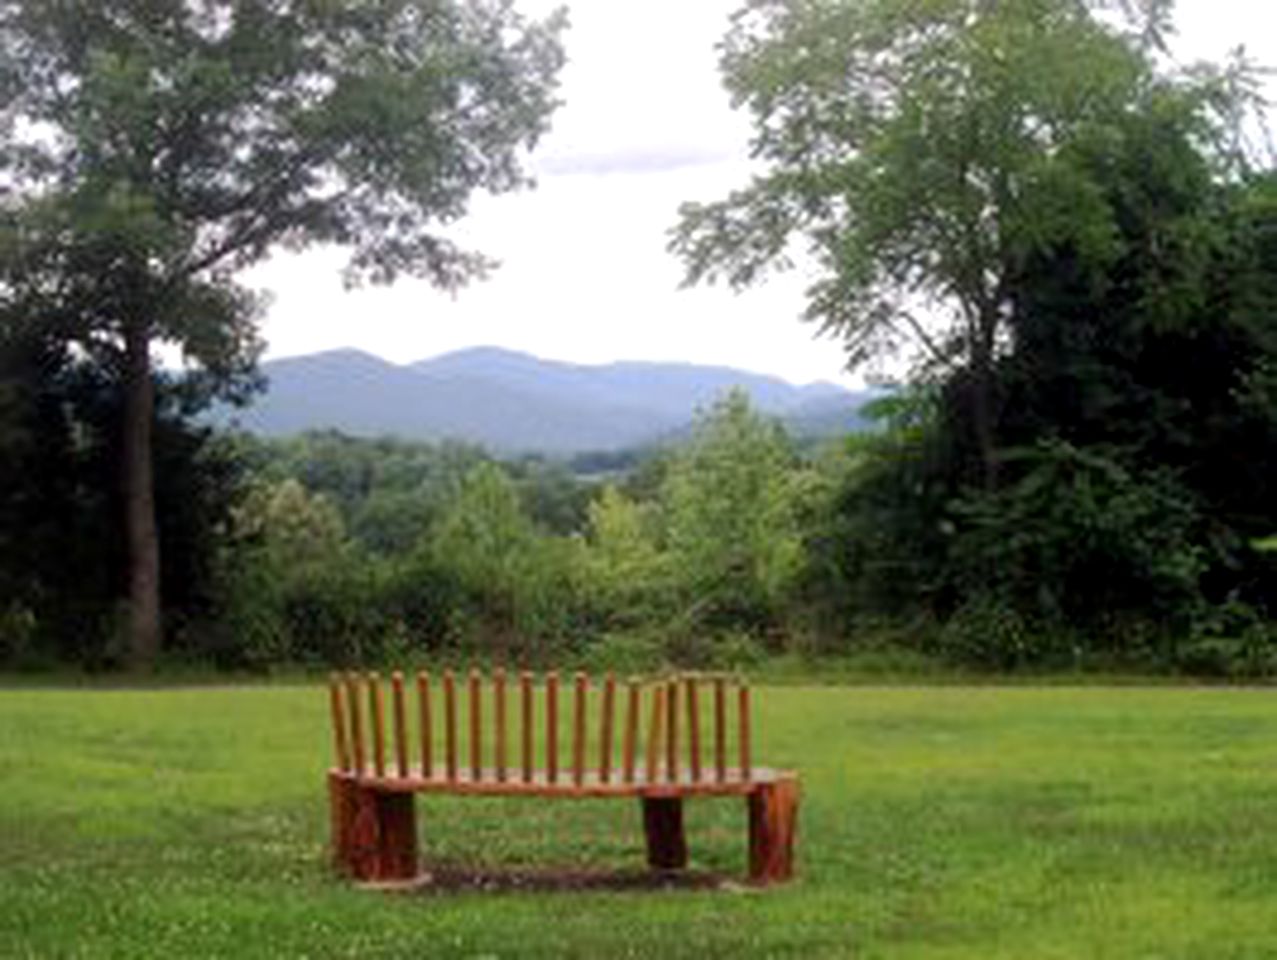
3,0 -> 1277,675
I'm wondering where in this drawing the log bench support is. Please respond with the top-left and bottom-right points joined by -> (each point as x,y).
747,775 -> 800,884
325,670 -> 799,886
641,796 -> 688,871
329,771 -> 419,883
329,769 -> 799,886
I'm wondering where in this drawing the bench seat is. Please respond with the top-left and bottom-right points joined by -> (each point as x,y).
343,765 -> 786,795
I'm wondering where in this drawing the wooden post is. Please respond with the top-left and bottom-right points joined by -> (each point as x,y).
599,673 -> 616,783
391,671 -> 408,779
345,672 -> 365,775
686,675 -> 701,782
444,669 -> 457,782
546,671 -> 559,784
494,667 -> 508,783
738,680 -> 751,782
645,685 -> 664,784
572,672 -> 587,786
747,776 -> 799,884
329,674 -> 351,772
642,797 -> 688,872
714,676 -> 727,783
665,678 -> 679,783
368,672 -> 386,778
328,769 -> 361,875
468,668 -> 482,781
417,671 -> 432,779
520,670 -> 533,783
622,679 -> 639,783
328,771 -> 418,883
372,788 -> 418,882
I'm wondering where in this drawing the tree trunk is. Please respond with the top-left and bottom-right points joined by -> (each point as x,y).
122,320 -> 161,670
970,314 -> 999,493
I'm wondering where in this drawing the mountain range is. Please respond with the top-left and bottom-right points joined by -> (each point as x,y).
216,346 -> 879,454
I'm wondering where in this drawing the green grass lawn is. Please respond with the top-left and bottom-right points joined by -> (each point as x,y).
3,682 -> 1277,958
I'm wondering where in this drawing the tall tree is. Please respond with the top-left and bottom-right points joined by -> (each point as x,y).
664,390 -> 801,630
671,0 -> 1248,489
0,0 -> 565,667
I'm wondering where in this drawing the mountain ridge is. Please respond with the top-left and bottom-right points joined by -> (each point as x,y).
216,346 -> 878,454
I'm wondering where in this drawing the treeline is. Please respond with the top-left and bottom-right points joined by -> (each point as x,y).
829,153 -> 1277,674
3,354 -> 1277,674
206,394 -> 851,670
215,393 -> 917,669
0,377 -> 841,669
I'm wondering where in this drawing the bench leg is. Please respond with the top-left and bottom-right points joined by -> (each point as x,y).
747,776 -> 799,885
328,771 -> 418,883
641,797 -> 688,871
329,771 -> 369,877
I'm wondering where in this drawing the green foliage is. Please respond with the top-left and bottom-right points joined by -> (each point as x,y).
0,602 -> 36,665
1,0 -> 568,317
215,478 -> 353,665
199,399 -> 828,667
582,485 -> 672,630
668,0 -> 1277,669
942,442 -> 1207,661
673,0 -> 1265,499
510,456 -> 593,535
0,0 -> 567,664
664,390 -> 802,636
0,334 -> 246,666
671,0 -> 1211,367
429,462 -> 585,656
240,431 -> 489,553
209,477 -> 457,667
578,630 -> 666,675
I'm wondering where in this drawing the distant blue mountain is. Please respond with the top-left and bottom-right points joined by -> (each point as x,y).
216,347 -> 878,454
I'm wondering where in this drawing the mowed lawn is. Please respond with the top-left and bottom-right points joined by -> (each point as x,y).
3,683 -> 1277,958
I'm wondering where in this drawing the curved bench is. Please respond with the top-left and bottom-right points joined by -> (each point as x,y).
325,669 -> 799,885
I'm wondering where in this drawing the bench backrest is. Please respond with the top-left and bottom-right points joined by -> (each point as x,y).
327,669 -> 755,786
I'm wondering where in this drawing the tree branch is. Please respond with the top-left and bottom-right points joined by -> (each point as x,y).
890,308 -> 949,367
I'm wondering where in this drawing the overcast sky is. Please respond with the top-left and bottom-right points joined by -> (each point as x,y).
243,0 -> 1276,388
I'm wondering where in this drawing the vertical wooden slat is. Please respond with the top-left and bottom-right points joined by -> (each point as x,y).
714,676 -> 727,783
345,672 -> 365,774
494,667 -> 508,783
546,671 -> 559,784
391,671 -> 408,779
329,674 -> 351,772
645,684 -> 665,784
468,668 -> 482,781
572,672 -> 587,786
443,669 -> 458,782
686,675 -> 701,782
665,678 -> 679,783
622,679 -> 639,783
368,672 -> 386,778
738,680 -> 752,782
520,670 -> 533,783
417,671 -> 432,779
599,673 -> 616,783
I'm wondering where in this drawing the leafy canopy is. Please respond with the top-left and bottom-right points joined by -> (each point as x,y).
0,0 -> 566,393
671,0 -> 1254,376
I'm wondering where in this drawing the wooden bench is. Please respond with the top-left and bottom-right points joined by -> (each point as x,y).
326,669 -> 799,886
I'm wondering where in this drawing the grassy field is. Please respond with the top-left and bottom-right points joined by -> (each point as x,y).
3,682 -> 1277,958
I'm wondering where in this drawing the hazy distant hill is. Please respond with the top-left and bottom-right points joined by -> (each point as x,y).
216,346 -> 878,454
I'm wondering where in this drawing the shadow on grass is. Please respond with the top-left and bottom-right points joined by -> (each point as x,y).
362,864 -> 737,896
